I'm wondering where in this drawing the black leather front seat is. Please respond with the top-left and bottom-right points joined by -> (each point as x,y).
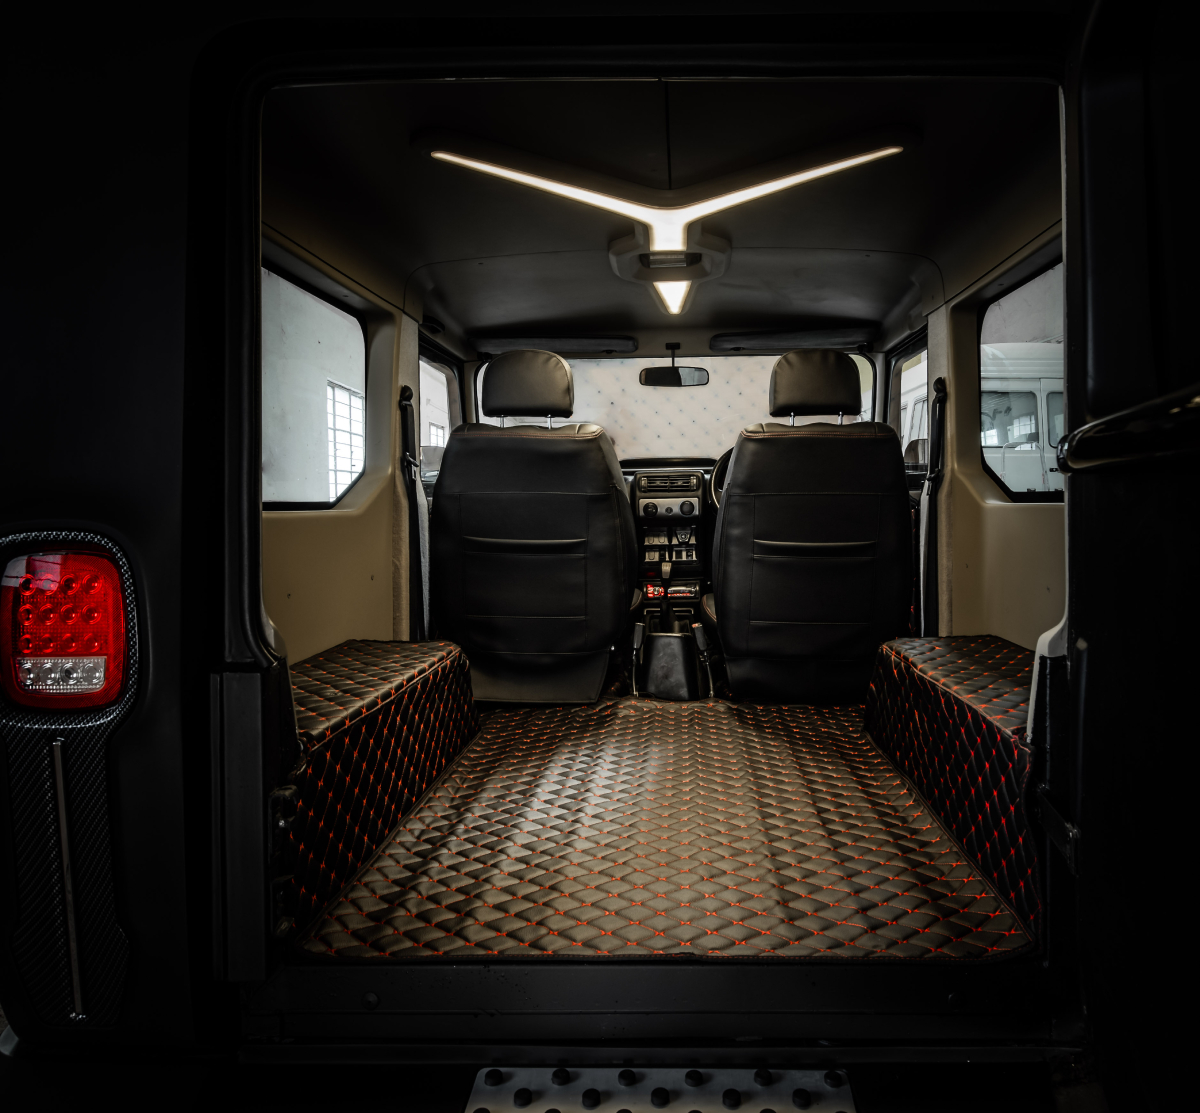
711,349 -> 911,701
431,350 -> 637,702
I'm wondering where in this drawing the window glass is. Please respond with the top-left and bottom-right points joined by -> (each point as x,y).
889,347 -> 928,481
850,354 -> 874,422
327,383 -> 365,500
419,358 -> 452,486
979,262 -> 1063,494
912,395 -> 928,442
1046,391 -> 1065,447
262,268 -> 366,504
475,353 -> 875,459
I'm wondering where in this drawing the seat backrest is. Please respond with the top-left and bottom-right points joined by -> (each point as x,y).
713,349 -> 911,698
431,350 -> 637,702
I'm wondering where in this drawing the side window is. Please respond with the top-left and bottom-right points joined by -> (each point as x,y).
850,353 -> 875,421
419,358 -> 454,489
888,345 -> 928,485
979,262 -> 1064,496
326,383 -> 365,501
261,268 -> 366,506
1046,391 -> 1065,447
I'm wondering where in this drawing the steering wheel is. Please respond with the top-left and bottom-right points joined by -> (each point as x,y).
709,447 -> 734,509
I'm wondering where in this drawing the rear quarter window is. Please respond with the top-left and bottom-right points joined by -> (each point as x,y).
261,268 -> 366,506
979,262 -> 1064,498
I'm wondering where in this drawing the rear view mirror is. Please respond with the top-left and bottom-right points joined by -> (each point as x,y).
639,366 -> 709,387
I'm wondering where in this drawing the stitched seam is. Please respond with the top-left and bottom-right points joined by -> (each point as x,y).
294,646 -> 463,752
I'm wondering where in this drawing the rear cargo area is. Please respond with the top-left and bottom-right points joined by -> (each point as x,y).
297,695 -> 1032,961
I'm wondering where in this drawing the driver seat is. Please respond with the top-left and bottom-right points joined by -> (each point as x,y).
710,349 -> 911,701
430,350 -> 638,702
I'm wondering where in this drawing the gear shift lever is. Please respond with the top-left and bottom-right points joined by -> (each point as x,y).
660,560 -> 675,632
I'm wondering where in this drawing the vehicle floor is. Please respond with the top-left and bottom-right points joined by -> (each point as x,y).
298,697 -> 1032,961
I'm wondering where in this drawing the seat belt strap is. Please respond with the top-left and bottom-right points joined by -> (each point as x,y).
398,386 -> 427,640
414,464 -> 430,636
919,377 -> 948,636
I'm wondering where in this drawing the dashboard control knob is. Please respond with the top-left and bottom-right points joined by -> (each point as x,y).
644,502 -> 658,516
582,1090 -> 601,1110
552,1069 -> 571,1086
484,1070 -> 503,1087
619,1070 -> 637,1087
680,500 -> 695,515
685,1071 -> 703,1087
514,1089 -> 532,1108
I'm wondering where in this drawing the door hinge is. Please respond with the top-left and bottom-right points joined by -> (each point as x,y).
1035,785 -> 1080,874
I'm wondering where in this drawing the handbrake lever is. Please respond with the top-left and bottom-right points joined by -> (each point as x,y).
631,622 -> 645,697
692,622 -> 716,699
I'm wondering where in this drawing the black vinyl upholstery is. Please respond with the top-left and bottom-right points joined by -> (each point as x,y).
286,640 -> 478,931
866,636 -> 1041,934
480,348 -> 574,418
713,351 -> 911,701
769,349 -> 865,417
432,352 -> 637,702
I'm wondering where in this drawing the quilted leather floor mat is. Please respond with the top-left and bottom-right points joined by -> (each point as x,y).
299,698 -> 1031,961
866,637 -> 1041,934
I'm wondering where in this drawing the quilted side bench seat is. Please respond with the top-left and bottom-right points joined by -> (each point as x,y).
286,640 -> 479,930
865,635 -> 1040,935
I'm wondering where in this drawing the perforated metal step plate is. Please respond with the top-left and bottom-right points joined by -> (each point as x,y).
464,1066 -> 857,1113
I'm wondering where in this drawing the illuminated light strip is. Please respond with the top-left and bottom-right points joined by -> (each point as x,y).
653,280 -> 691,315
431,146 -> 904,251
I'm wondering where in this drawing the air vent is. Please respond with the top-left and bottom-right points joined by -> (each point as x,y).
640,474 -> 699,492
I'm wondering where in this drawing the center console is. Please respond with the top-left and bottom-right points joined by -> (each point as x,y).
627,468 -> 712,698
631,469 -> 707,631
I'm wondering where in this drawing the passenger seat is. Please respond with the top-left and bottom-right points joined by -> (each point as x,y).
430,350 -> 638,702
710,349 -> 911,701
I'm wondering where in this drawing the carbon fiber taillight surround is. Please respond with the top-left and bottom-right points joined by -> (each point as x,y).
0,530 -> 138,1028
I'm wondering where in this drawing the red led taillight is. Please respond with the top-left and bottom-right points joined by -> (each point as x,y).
1,551 -> 127,709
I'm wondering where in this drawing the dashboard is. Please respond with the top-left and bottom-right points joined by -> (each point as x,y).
621,459 -> 717,633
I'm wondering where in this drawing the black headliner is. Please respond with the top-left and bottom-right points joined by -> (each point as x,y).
262,78 -> 1060,354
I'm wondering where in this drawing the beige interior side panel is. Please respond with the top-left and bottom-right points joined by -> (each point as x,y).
262,309 -> 401,664
263,484 -> 394,664
936,226 -> 1066,650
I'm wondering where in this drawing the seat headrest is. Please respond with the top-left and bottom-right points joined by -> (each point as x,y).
769,349 -> 863,417
481,349 -> 574,418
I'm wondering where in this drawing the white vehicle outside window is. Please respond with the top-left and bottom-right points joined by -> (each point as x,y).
979,262 -> 1064,494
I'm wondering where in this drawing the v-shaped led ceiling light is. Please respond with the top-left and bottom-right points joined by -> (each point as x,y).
652,280 -> 691,315
431,143 -> 903,313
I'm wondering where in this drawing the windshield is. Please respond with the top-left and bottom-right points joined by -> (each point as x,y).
478,354 -> 874,460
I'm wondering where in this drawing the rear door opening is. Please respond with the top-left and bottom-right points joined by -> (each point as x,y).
3,10 -> 1189,1111
241,73 -> 1066,1058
